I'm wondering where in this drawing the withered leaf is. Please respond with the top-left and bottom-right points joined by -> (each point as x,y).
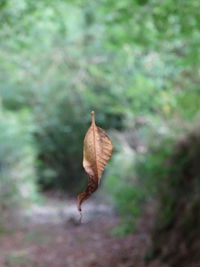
77,111 -> 113,213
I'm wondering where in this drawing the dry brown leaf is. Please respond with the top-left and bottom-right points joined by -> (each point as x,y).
77,111 -> 113,214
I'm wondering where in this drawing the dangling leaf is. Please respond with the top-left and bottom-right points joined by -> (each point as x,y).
77,111 -> 113,214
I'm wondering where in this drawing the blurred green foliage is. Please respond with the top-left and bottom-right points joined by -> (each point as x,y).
104,120 -> 174,234
104,146 -> 143,234
0,108 -> 38,211
148,126 -> 200,265
0,0 -> 199,216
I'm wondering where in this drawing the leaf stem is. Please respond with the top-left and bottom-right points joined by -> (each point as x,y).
91,111 -> 95,124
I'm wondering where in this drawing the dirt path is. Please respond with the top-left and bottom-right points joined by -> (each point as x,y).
0,198 -> 155,267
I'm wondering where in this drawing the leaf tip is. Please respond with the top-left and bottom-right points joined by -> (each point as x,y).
77,194 -> 82,212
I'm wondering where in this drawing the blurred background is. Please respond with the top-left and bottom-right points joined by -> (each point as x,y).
0,0 -> 199,266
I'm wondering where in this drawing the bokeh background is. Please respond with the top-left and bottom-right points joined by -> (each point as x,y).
0,0 -> 200,266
